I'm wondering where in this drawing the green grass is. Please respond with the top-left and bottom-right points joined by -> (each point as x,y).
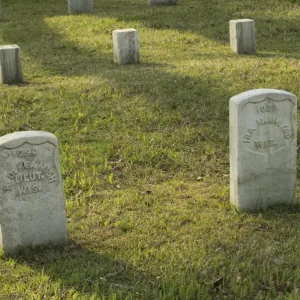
1,0 -> 300,298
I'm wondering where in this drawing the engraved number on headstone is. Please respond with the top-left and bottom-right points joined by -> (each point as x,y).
241,98 -> 294,156
1,143 -> 59,199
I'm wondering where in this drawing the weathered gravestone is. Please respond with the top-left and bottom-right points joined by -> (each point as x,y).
148,0 -> 177,5
230,89 -> 297,212
0,131 -> 67,254
68,0 -> 93,14
229,19 -> 256,54
112,29 -> 140,65
0,45 -> 24,84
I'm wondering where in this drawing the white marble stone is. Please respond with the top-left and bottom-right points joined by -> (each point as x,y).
229,19 -> 256,54
113,29 -> 139,65
0,45 -> 23,84
68,0 -> 93,14
148,0 -> 177,5
0,131 -> 67,254
230,89 -> 297,212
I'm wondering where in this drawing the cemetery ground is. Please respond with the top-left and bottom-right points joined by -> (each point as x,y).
1,0 -> 300,298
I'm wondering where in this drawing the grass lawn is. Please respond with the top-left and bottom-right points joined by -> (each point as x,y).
1,0 -> 300,298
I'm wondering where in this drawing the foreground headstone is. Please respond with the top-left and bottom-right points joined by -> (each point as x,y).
112,29 -> 139,65
148,0 -> 177,5
0,131 -> 67,254
229,19 -> 256,54
0,45 -> 23,84
230,89 -> 297,212
68,0 -> 93,14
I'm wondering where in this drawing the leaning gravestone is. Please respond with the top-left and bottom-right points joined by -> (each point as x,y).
68,0 -> 93,14
0,131 -> 67,254
230,89 -> 297,212
148,0 -> 177,5
0,45 -> 24,84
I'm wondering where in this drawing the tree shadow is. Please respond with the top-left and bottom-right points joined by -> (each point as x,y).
1,0 -> 299,181
2,0 -> 300,81
0,0 -> 231,139
95,0 -> 300,58
2,0 -> 300,58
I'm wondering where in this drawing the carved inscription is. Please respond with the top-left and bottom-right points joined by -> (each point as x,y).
0,142 -> 59,200
241,98 -> 295,156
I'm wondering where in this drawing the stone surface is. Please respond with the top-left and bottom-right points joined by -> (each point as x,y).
0,131 -> 67,254
230,89 -> 297,212
148,0 -> 177,5
0,45 -> 23,84
229,19 -> 256,54
113,29 -> 139,65
68,0 -> 93,14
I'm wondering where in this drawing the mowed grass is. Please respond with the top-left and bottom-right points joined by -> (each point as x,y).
1,0 -> 300,298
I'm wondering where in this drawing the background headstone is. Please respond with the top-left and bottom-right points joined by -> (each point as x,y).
112,29 -> 140,65
230,89 -> 297,212
0,45 -> 24,84
0,131 -> 67,254
229,19 -> 256,54
68,0 -> 93,14
148,0 -> 177,5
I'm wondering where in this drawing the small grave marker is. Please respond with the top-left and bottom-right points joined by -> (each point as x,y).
230,89 -> 297,212
112,29 -> 140,65
68,0 -> 93,14
229,19 -> 256,54
0,45 -> 23,84
0,131 -> 67,254
148,0 -> 177,5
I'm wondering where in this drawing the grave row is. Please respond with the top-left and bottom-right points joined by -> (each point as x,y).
0,0 -> 177,20
67,0 -> 177,14
0,88 -> 297,255
0,19 -> 255,84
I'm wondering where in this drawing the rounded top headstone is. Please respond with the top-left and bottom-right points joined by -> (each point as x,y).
230,89 -> 297,106
0,131 -> 58,148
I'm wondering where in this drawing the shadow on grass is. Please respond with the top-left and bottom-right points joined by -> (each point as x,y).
1,0 -> 231,139
9,238 -> 212,299
94,0 -> 300,57
8,203 -> 300,299
10,240 -> 160,298
2,0 -> 300,79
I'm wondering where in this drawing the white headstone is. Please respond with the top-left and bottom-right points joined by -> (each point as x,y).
112,29 -> 139,65
148,0 -> 177,5
68,0 -> 93,14
0,131 -> 67,254
0,45 -> 24,84
230,89 -> 297,212
229,19 -> 256,54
